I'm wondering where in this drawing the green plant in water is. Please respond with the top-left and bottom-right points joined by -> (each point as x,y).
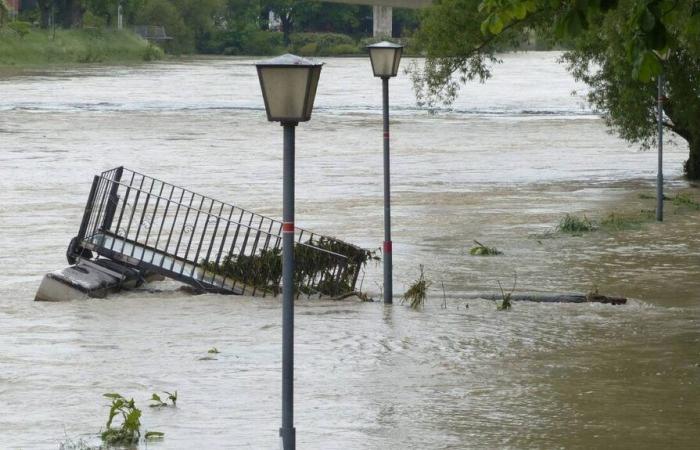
672,193 -> 700,210
495,274 -> 517,311
556,214 -> 596,234
150,391 -> 177,407
402,265 -> 431,310
201,236 -> 378,297
600,211 -> 653,231
101,393 -> 144,445
638,192 -> 670,200
469,240 -> 503,256
101,393 -> 164,444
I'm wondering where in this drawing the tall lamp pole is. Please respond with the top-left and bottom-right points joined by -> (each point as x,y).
367,41 -> 403,305
256,54 -> 323,450
656,71 -> 665,222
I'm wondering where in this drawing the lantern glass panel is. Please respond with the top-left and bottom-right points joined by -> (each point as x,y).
259,66 -> 313,122
369,47 -> 399,77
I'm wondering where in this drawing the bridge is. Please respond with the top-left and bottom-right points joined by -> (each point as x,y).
323,0 -> 432,37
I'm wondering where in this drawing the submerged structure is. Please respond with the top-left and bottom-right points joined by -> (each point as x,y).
36,167 -> 373,301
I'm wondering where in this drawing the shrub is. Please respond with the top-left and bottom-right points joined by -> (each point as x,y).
325,43 -> 361,55
557,214 -> 596,234
9,21 -> 31,39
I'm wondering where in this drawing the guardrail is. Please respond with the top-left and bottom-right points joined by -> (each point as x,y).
72,167 -> 369,297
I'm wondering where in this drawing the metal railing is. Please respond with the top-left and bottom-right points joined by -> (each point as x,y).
74,167 -> 364,297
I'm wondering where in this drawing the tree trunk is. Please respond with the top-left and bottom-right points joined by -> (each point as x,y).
281,14 -> 292,46
685,139 -> 700,180
38,0 -> 51,29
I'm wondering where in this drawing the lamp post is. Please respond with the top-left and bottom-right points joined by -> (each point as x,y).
367,41 -> 403,305
256,54 -> 323,450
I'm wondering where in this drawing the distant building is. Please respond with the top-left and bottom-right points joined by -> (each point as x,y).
6,0 -> 20,15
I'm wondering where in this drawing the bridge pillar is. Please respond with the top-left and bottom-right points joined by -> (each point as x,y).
373,5 -> 393,37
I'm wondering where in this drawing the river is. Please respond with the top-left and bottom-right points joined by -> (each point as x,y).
0,53 -> 698,449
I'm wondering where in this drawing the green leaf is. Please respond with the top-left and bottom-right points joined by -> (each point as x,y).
103,393 -> 123,399
513,3 -> 528,20
633,50 -> 662,82
640,8 -> 656,32
145,431 -> 165,440
488,14 -> 505,34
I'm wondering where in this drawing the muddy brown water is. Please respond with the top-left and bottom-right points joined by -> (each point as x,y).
0,53 -> 698,449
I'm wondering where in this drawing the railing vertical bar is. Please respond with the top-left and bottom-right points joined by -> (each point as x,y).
200,202 -> 225,284
121,175 -> 146,254
221,208 -> 245,289
151,184 -> 175,265
84,177 -> 106,240
179,195 -> 206,275
110,170 -> 137,251
90,176 -> 111,236
144,180 -> 165,249
170,191 -> 196,272
101,166 -> 124,231
163,188 -> 186,268
76,176 -> 100,244
130,178 -> 156,258
189,198 -> 216,278
211,206 -> 235,285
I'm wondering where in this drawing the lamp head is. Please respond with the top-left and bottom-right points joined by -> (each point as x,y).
367,41 -> 404,78
256,54 -> 323,124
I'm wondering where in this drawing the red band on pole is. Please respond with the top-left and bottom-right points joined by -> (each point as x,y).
383,241 -> 392,253
282,222 -> 294,233
383,132 -> 390,139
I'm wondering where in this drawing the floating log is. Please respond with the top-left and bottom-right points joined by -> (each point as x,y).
468,293 -> 627,305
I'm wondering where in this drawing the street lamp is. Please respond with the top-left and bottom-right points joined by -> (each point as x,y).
367,41 -> 403,305
256,53 -> 323,450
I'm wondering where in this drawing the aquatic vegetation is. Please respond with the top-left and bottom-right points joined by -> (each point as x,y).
201,237 -> 378,297
495,275 -> 517,311
402,265 -> 431,310
58,436 -> 95,450
101,393 -> 164,445
150,391 -> 177,408
469,240 -> 503,256
600,211 -> 654,231
638,192 -> 670,200
208,347 -> 220,354
556,214 -> 596,234
672,193 -> 700,210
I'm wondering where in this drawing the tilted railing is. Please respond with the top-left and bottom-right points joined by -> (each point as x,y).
73,167 -> 367,297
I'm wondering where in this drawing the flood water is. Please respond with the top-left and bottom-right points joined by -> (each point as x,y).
1,53 -> 699,449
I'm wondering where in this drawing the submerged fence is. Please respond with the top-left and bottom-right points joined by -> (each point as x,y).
73,167 -> 371,297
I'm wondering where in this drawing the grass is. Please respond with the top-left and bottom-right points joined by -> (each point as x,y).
495,274 -> 517,311
402,265 -> 431,310
469,240 -> 503,256
556,214 -> 596,234
671,193 -> 700,210
0,28 -> 162,67
599,210 -> 655,230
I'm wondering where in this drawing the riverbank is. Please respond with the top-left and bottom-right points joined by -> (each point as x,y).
0,28 -> 162,67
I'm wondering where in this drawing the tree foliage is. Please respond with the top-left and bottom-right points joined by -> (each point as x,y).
413,0 -> 700,178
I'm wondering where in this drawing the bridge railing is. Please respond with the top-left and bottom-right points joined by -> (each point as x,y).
75,167 -> 367,297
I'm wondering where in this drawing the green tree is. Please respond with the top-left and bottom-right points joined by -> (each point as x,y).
413,0 -> 700,179
264,0 -> 315,45
135,0 -> 192,52
170,0 -> 225,52
0,0 -> 10,28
